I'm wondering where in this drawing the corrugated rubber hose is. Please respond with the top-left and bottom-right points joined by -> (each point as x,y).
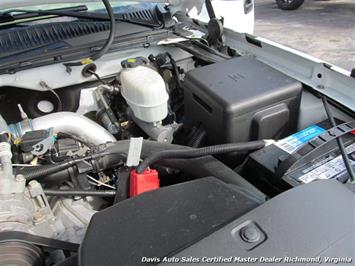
136,140 -> 266,174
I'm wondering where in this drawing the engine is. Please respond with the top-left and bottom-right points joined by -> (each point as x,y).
0,53 -> 193,264
0,52 -> 354,266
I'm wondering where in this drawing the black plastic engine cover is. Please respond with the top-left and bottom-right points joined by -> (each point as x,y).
79,177 -> 260,266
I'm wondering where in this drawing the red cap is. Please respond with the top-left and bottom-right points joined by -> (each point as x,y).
130,169 -> 160,197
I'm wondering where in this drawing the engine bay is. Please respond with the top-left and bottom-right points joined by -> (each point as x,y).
0,11 -> 354,265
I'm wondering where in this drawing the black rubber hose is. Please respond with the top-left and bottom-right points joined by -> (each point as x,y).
165,52 -> 183,89
113,168 -> 130,203
44,189 -> 116,197
20,161 -> 77,180
16,165 -> 80,183
322,96 -> 355,182
18,140 -> 266,201
136,140 -> 266,174
19,153 -> 104,180
101,140 -> 266,201
90,0 -> 116,61
188,127 -> 207,148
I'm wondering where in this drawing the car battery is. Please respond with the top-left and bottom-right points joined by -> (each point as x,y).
245,121 -> 355,194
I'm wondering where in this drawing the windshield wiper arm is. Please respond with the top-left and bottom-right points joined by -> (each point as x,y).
0,5 -> 88,24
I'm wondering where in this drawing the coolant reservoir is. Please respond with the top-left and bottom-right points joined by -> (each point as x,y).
120,60 -> 169,123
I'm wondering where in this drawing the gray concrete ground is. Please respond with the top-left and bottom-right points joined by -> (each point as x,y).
254,0 -> 355,71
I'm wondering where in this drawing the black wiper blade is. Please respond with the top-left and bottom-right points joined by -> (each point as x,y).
0,5 -> 88,24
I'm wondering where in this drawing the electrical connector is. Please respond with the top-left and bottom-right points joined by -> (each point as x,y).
129,169 -> 160,197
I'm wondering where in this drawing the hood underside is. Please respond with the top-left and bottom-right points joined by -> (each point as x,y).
0,0 -> 205,13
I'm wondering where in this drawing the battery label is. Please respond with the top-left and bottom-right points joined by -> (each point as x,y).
298,143 -> 355,184
275,125 -> 326,154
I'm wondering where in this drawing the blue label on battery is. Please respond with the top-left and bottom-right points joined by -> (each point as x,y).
275,125 -> 326,154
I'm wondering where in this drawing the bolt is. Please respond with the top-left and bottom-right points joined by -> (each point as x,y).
33,211 -> 45,223
15,174 -> 26,183
240,225 -> 261,243
189,214 -> 197,220
28,180 -> 40,188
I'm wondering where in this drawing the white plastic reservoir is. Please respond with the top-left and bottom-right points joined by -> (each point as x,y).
120,66 -> 169,123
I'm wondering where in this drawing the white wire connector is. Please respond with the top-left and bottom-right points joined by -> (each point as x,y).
86,174 -> 115,190
17,104 -> 28,120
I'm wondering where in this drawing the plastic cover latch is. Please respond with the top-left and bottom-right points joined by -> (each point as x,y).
129,169 -> 160,197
